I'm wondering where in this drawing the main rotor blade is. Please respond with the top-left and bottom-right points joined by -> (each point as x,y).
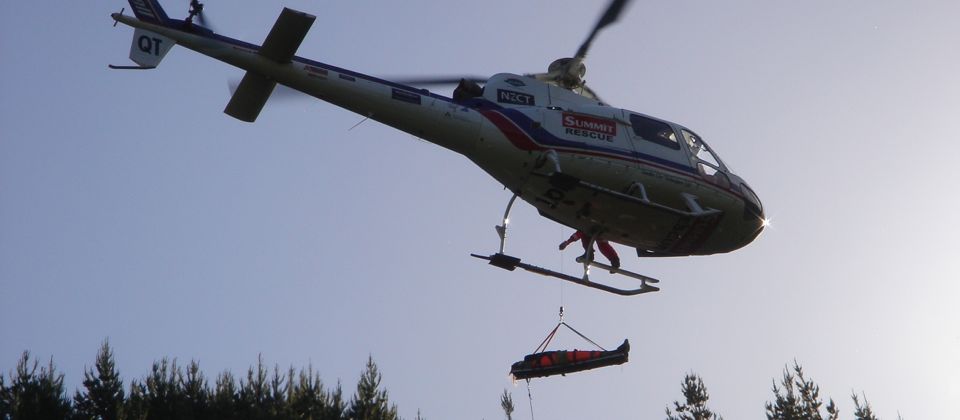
385,76 -> 488,86
579,84 -> 604,103
524,72 -> 555,81
575,0 -> 632,59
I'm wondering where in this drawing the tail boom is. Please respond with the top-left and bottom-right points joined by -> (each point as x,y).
111,8 -> 480,155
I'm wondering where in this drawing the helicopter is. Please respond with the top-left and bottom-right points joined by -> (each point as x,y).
110,0 -> 766,296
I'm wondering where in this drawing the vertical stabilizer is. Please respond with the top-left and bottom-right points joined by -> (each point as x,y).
128,28 -> 176,68
126,0 -> 172,25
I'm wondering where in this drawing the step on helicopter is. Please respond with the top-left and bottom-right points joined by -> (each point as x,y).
110,0 -> 767,296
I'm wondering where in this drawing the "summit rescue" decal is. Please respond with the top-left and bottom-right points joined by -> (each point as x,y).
562,113 -> 616,142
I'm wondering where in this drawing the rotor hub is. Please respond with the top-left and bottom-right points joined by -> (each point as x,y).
548,58 -> 587,89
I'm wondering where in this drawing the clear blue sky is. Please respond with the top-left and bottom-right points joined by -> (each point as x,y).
2,1 -> 958,418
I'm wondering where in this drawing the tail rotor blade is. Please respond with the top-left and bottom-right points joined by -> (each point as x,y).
196,10 -> 208,27
187,0 -> 215,31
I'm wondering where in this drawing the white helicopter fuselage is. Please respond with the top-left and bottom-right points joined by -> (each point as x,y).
468,75 -> 765,256
113,9 -> 764,258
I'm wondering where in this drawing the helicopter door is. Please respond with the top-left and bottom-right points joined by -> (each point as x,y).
621,112 -> 689,168
541,107 -> 634,155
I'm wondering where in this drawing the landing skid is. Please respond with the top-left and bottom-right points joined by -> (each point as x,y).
574,256 -> 661,286
471,253 -> 660,296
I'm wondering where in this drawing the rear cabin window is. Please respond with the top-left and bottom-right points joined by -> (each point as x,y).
629,114 -> 680,150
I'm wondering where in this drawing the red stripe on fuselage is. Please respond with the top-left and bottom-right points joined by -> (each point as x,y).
479,109 -> 542,151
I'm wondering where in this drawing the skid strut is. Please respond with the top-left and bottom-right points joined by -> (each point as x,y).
473,179 -> 662,296
495,194 -> 519,254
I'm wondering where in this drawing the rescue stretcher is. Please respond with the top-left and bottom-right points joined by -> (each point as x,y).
510,339 -> 629,380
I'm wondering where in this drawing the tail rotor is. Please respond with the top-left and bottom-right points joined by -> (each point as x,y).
185,0 -> 213,29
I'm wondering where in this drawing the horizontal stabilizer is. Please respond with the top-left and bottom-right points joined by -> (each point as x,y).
222,8 -> 315,122
224,71 -> 276,122
258,8 -> 316,63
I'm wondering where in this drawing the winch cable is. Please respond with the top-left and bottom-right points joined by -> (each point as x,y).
526,379 -> 536,420
559,227 -> 565,309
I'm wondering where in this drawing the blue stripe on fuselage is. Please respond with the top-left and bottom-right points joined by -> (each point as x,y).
197,31 -> 699,176
491,107 -> 699,175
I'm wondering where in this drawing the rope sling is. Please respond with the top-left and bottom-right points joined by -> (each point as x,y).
522,307 -> 611,420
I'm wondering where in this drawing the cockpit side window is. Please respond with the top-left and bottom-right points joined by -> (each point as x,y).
682,129 -> 721,169
629,114 -> 680,150
682,129 -> 730,188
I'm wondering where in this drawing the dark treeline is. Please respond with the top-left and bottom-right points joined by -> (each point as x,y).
660,361 -> 894,420
3,342 -> 899,420
499,361 -> 897,420
0,341 -> 403,420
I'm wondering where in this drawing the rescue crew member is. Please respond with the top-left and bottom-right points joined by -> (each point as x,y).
559,231 -> 620,269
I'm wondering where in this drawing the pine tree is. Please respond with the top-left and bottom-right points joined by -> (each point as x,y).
0,373 -> 8,417
325,380 -> 347,420
0,351 -> 72,419
765,362 -> 838,420
500,389 -> 515,420
73,340 -> 125,420
287,365 -> 333,420
125,357 -> 187,419
852,392 -> 880,420
238,354 -> 272,419
180,360 -> 209,419
267,364 -> 288,418
209,371 -> 239,420
125,378 -> 148,420
665,373 -> 723,420
346,356 -> 398,420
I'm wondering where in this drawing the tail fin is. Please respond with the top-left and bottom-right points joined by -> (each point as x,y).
126,0 -> 172,25
128,28 -> 176,68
